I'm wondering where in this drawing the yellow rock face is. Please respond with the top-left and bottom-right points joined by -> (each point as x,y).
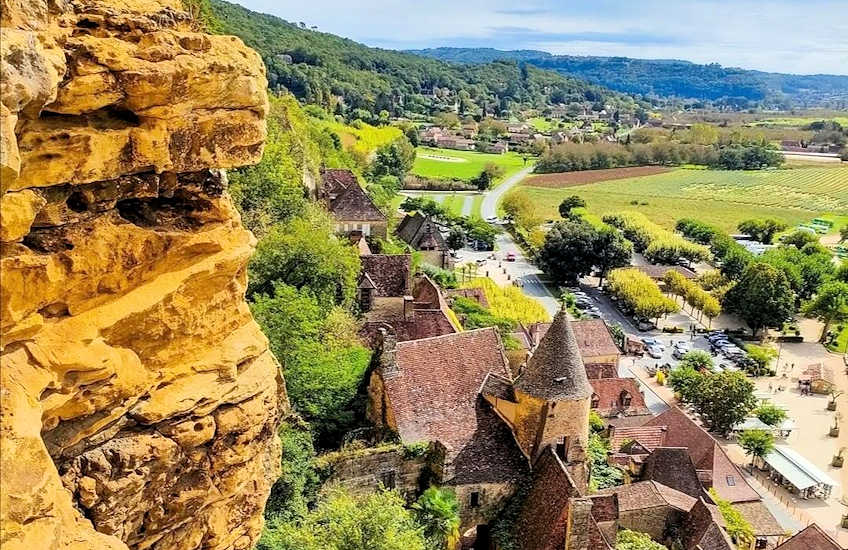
0,1 -> 283,549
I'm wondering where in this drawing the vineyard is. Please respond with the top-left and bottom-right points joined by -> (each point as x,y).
516,166 -> 848,232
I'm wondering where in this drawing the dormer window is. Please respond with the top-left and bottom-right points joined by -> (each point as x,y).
591,393 -> 600,409
619,391 -> 632,407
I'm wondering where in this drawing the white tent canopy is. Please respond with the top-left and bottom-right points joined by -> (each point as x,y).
762,445 -> 837,496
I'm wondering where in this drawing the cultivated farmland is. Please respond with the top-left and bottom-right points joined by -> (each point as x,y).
525,166 -> 672,188
413,146 -> 530,185
515,166 -> 848,232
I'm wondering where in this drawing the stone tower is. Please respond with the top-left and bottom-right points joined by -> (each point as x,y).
513,310 -> 592,489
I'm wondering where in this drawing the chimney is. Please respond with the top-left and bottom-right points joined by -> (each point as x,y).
377,328 -> 399,378
403,295 -> 414,320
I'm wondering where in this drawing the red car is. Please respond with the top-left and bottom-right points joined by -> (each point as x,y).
506,252 -> 516,262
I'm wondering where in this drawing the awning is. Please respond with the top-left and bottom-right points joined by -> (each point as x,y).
763,446 -> 838,491
733,417 -> 773,432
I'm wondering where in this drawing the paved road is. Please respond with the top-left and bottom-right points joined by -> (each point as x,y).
480,166 -> 535,219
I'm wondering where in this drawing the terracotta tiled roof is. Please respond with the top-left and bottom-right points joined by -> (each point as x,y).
734,501 -> 785,537
642,447 -> 706,500
360,307 -> 458,347
776,524 -> 843,550
598,480 -> 696,513
589,377 -> 651,418
385,328 -> 512,452
515,310 -> 592,400
609,425 -> 668,452
643,407 -> 760,503
360,254 -> 412,297
321,169 -> 386,222
571,319 -> 620,359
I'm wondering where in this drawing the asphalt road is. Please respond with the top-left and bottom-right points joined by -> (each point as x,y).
480,165 -> 535,220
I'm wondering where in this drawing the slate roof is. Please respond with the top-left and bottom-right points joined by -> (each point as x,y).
643,407 -> 760,503
321,169 -> 386,222
609,425 -> 668,452
597,480 -> 697,513
684,499 -> 734,550
642,447 -> 706,500
385,328 -> 512,452
360,254 -> 412,297
395,213 -> 448,250
516,447 -> 583,550
589,377 -> 651,417
481,372 -> 516,402
571,319 -> 620,359
776,524 -> 843,550
515,310 -> 592,400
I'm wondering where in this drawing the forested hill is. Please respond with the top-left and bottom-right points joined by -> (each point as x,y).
205,0 -> 644,117
410,48 -> 848,109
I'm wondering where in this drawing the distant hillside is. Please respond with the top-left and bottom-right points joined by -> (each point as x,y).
205,1 -> 644,118
410,48 -> 848,109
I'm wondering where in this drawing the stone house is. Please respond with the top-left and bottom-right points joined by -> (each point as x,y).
571,319 -> 621,378
589,377 -> 652,423
320,169 -> 387,238
395,213 -> 453,269
775,524 -> 844,549
597,481 -> 695,541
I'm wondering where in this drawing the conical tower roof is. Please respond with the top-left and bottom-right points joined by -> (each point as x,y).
514,309 -> 592,400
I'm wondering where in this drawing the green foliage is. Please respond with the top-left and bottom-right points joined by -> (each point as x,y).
755,404 -> 788,427
668,366 -> 704,403
708,489 -> 755,546
745,344 -> 778,375
757,244 -> 834,300
663,271 -> 722,321
604,211 -> 711,263
693,371 -> 757,435
679,350 -> 715,371
229,94 -> 318,234
589,410 -> 606,433
606,268 -> 679,321
558,195 -> 586,219
737,218 -> 788,244
250,283 -> 371,445
615,529 -> 668,550
264,418 -> 320,522
781,229 -> 820,250
537,219 -> 632,285
370,137 -> 416,180
446,227 -> 466,251
259,489 -> 427,550
248,205 -> 361,310
726,263 -> 796,337
420,264 -> 459,289
463,277 -> 550,325
450,296 -> 516,334
502,190 -> 544,231
412,487 -> 461,550
588,432 -> 624,491
803,281 -> 848,342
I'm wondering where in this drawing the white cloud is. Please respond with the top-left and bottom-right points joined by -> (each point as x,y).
240,0 -> 848,74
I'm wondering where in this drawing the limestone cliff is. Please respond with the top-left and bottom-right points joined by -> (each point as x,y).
0,1 -> 284,549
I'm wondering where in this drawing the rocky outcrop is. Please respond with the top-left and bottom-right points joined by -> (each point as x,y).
0,1 -> 283,549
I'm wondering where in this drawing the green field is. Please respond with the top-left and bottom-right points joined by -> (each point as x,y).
514,166 -> 848,232
751,116 -> 848,127
413,147 -> 531,186
440,195 -> 467,216
320,120 -> 402,156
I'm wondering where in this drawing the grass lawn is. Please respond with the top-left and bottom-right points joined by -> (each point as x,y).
440,195 -> 468,217
470,195 -> 484,218
413,147 -> 531,186
514,165 -> 848,232
527,117 -> 554,132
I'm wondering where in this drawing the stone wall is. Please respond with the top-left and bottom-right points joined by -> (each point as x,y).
0,1 -> 282,549
319,445 -> 427,500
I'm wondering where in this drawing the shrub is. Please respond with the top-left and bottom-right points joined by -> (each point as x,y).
604,211 -> 711,263
607,268 -> 679,320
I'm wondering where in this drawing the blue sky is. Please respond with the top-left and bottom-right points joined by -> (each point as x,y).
238,0 -> 848,75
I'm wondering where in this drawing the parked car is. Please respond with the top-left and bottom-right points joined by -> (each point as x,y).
672,343 -> 691,359
506,252 -> 516,262
641,337 -> 664,349
637,320 -> 656,332
646,345 -> 664,359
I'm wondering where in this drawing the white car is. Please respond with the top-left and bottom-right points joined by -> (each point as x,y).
642,337 -> 664,349
646,345 -> 664,359
672,343 -> 691,359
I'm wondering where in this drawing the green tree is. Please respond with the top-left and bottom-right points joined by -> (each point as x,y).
446,227 -> 466,251
248,205 -> 361,309
558,195 -> 587,219
803,281 -> 848,342
412,487 -> 461,550
737,218 -> 788,244
781,230 -> 819,250
616,529 -> 668,550
726,263 -> 795,337
593,226 -> 633,286
537,219 -> 599,284
371,136 -> 416,180
434,112 -> 460,129
588,432 -> 624,490
745,344 -> 778,375
259,489 -> 427,550
754,404 -> 787,427
264,417 -> 320,522
668,366 -> 704,403
692,371 -> 756,435
472,169 -> 493,191
679,350 -> 714,371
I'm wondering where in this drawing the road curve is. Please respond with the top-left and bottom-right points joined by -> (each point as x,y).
480,165 -> 535,219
